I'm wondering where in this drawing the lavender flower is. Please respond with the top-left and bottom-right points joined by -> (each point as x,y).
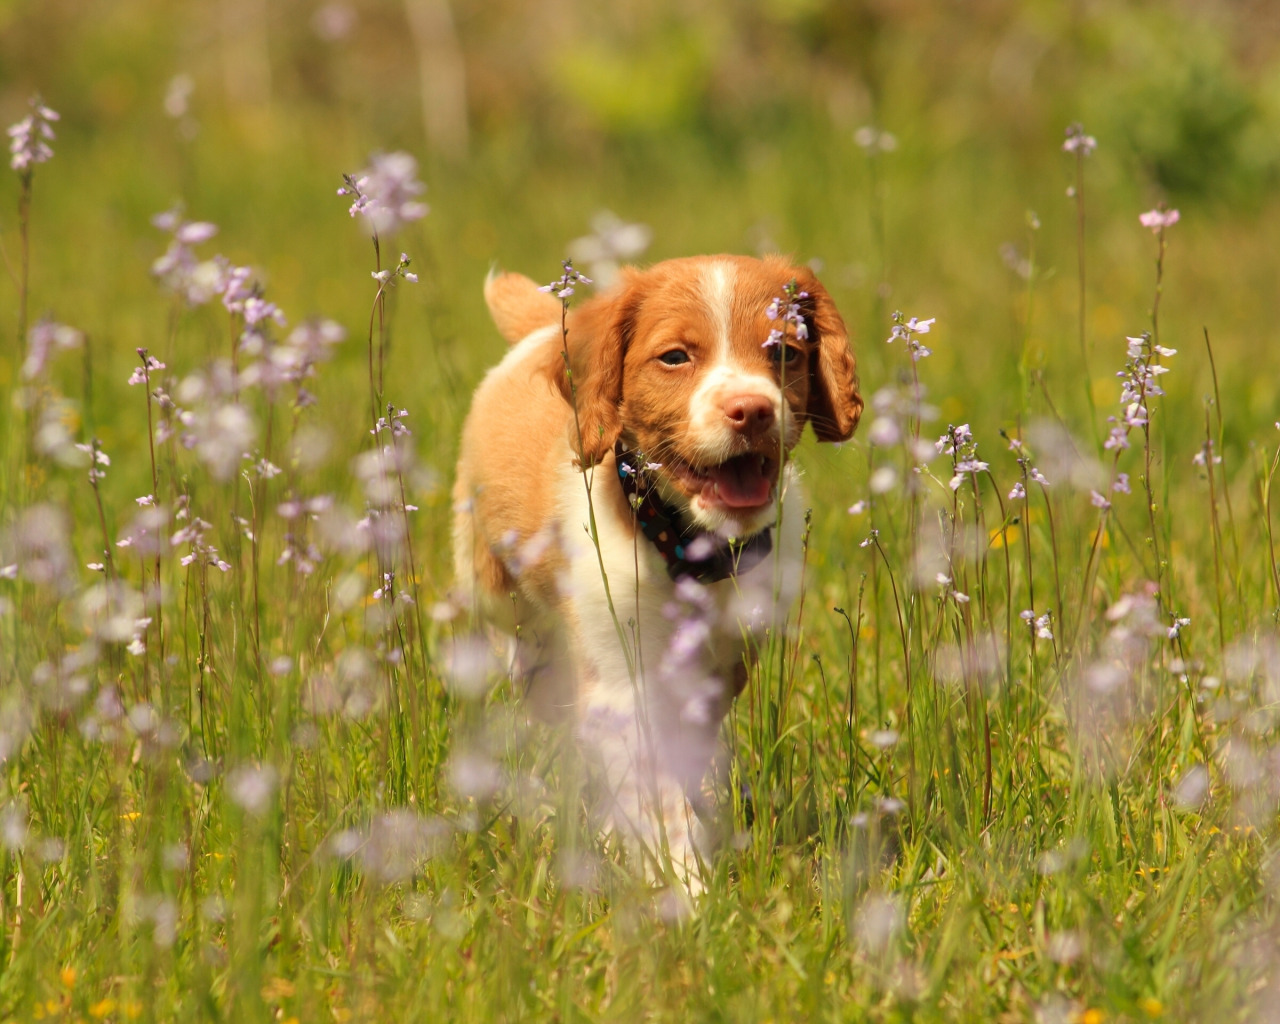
763,281 -> 809,351
1062,123 -> 1097,156
1139,207 -> 1180,232
936,574 -> 970,604
22,318 -> 83,381
887,311 -> 935,361
854,126 -> 897,153
338,152 -> 428,236
939,423 -> 987,491
171,511 -> 231,573
151,209 -> 223,305
128,348 -> 166,387
75,440 -> 110,484
1108,332 -> 1177,454
371,252 -> 418,287
163,74 -> 194,120
540,260 -> 592,300
188,401 -> 255,481
227,764 -> 279,816
1192,441 -> 1223,468
567,210 -> 651,287
8,97 -> 59,173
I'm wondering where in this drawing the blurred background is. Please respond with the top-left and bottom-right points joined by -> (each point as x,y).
3,0 -> 1280,543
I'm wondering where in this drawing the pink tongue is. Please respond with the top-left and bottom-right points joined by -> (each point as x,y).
703,457 -> 772,508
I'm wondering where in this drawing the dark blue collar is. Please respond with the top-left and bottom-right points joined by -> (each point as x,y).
614,443 -> 773,584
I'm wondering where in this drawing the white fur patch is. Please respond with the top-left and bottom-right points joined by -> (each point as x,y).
702,260 -> 735,363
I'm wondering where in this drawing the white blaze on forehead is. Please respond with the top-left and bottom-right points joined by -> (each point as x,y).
702,260 -> 736,363
687,261 -> 787,459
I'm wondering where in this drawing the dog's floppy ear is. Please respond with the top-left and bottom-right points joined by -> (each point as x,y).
544,270 -> 641,468
797,270 -> 862,443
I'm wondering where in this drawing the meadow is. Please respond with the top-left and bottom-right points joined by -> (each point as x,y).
4,1 -> 1280,1020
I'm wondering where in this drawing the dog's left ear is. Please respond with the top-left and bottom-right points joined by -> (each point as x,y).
796,270 -> 862,443
546,271 -> 642,468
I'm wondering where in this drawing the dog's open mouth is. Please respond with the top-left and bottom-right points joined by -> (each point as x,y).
668,453 -> 778,510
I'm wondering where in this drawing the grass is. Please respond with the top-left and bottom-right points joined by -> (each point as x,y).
4,3 -> 1280,1021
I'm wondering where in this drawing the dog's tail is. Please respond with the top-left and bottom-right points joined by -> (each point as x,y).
484,268 -> 564,345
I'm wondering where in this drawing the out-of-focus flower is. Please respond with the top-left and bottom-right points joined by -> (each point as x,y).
22,318 -> 83,381
227,764 -> 278,816
853,892 -> 902,953
1062,123 -> 1097,156
854,126 -> 897,153
164,74 -> 194,119
9,97 -> 59,173
151,208 -> 223,306
338,152 -> 428,236
187,401 -> 255,481
567,210 -> 652,288
79,581 -> 145,644
1139,207 -> 1180,232
4,504 -> 74,590
313,3 -> 356,42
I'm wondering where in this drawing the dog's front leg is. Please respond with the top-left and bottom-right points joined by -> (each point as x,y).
577,676 -> 722,896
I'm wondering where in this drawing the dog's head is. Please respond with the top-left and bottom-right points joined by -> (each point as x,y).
550,255 -> 862,537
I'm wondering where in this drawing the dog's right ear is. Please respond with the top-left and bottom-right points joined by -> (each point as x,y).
543,270 -> 641,468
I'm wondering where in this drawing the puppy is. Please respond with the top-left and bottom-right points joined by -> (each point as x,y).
453,255 -> 861,891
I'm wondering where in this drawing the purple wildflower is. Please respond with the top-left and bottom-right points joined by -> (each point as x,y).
540,259 -> 592,300
338,153 -> 428,236
763,281 -> 810,351
128,348 -> 166,387
567,210 -> 651,288
887,311 -> 935,361
1062,123 -> 1097,156
1139,207 -> 1180,232
151,209 -> 223,306
8,97 -> 59,173
23,318 -> 83,381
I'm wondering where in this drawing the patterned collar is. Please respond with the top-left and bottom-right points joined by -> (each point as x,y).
614,442 -> 773,584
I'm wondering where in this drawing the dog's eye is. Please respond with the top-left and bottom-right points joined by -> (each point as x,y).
658,349 -> 690,366
770,344 -> 803,366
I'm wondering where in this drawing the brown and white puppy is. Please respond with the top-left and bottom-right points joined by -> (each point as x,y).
453,255 -> 861,890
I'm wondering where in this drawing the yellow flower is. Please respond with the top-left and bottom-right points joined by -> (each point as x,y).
89,999 -> 117,1019
1077,1009 -> 1105,1024
59,966 -> 77,989
989,523 -> 1020,549
261,977 -> 296,1002
1140,998 -> 1165,1018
